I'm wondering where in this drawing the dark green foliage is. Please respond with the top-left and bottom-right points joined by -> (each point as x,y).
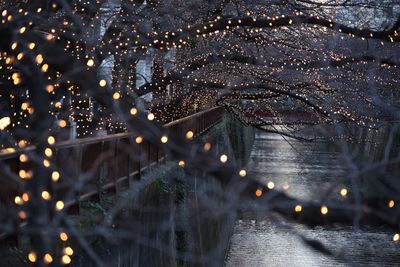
225,114 -> 255,166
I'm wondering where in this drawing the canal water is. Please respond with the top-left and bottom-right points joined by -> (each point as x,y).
225,130 -> 400,266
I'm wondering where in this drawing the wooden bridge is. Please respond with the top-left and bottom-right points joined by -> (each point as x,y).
0,107 -> 224,214
247,110 -> 321,125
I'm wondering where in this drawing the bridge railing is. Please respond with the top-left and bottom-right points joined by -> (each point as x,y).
0,107 -> 224,210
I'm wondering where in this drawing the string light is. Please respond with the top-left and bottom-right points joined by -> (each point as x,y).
99,79 -> 107,87
147,113 -> 155,121
0,2 -> 399,264
28,252 -> 37,263
56,201 -> 64,211
255,189 -> 263,197
62,255 -> 72,264
52,171 -> 60,182
0,117 -> 11,130
86,59 -> 94,67
47,136 -> 55,145
45,148 -> 53,157
112,92 -> 121,100
14,196 -> 23,205
18,211 -> 27,219
394,233 -> 400,241
186,130 -> 194,139
321,205 -> 329,215
44,253 -> 53,264
161,135 -> 168,143
59,232 -> 68,241
22,193 -> 29,202
220,154 -> 228,163
58,120 -> 67,128
41,191 -> 51,200
267,181 -> 275,189
340,188 -> 348,197
295,205 -> 302,213
130,108 -> 138,116
35,54 -> 43,64
204,143 -> 212,151
282,183 -> 289,190
64,247 -> 74,256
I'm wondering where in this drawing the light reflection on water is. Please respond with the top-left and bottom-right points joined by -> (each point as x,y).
225,130 -> 399,267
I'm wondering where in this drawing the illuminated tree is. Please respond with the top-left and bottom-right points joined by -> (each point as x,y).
0,0 -> 399,266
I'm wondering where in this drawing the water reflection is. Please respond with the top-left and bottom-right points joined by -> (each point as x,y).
225,130 -> 399,266
250,131 -> 346,200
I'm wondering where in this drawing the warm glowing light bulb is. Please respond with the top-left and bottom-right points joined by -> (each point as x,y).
0,116 -> 11,130
41,191 -> 51,200
135,136 -> 143,144
47,136 -> 55,145
19,170 -> 27,179
62,255 -> 71,264
57,120 -> 67,128
43,159 -> 50,168
86,59 -> 94,67
267,181 -> 275,189
130,108 -> 137,115
321,205 -> 328,215
340,188 -> 348,197
46,85 -> 54,93
161,135 -> 168,143
112,92 -> 120,100
14,196 -> 23,205
19,154 -> 28,162
18,140 -> 27,148
64,247 -> 74,256
220,154 -> 228,163
255,189 -> 263,197
147,113 -> 155,121
36,54 -> 43,64
295,205 -> 302,213
28,252 -> 37,263
18,210 -> 27,219
59,232 -> 68,241
21,102 -> 29,110
99,79 -> 107,87
52,171 -> 60,181
186,131 -> 194,139
44,253 -> 53,264
204,143 -> 211,151
282,183 -> 289,190
56,201 -> 64,210
239,169 -> 247,177
393,233 -> 400,241
45,148 -> 53,157
22,193 -> 29,202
